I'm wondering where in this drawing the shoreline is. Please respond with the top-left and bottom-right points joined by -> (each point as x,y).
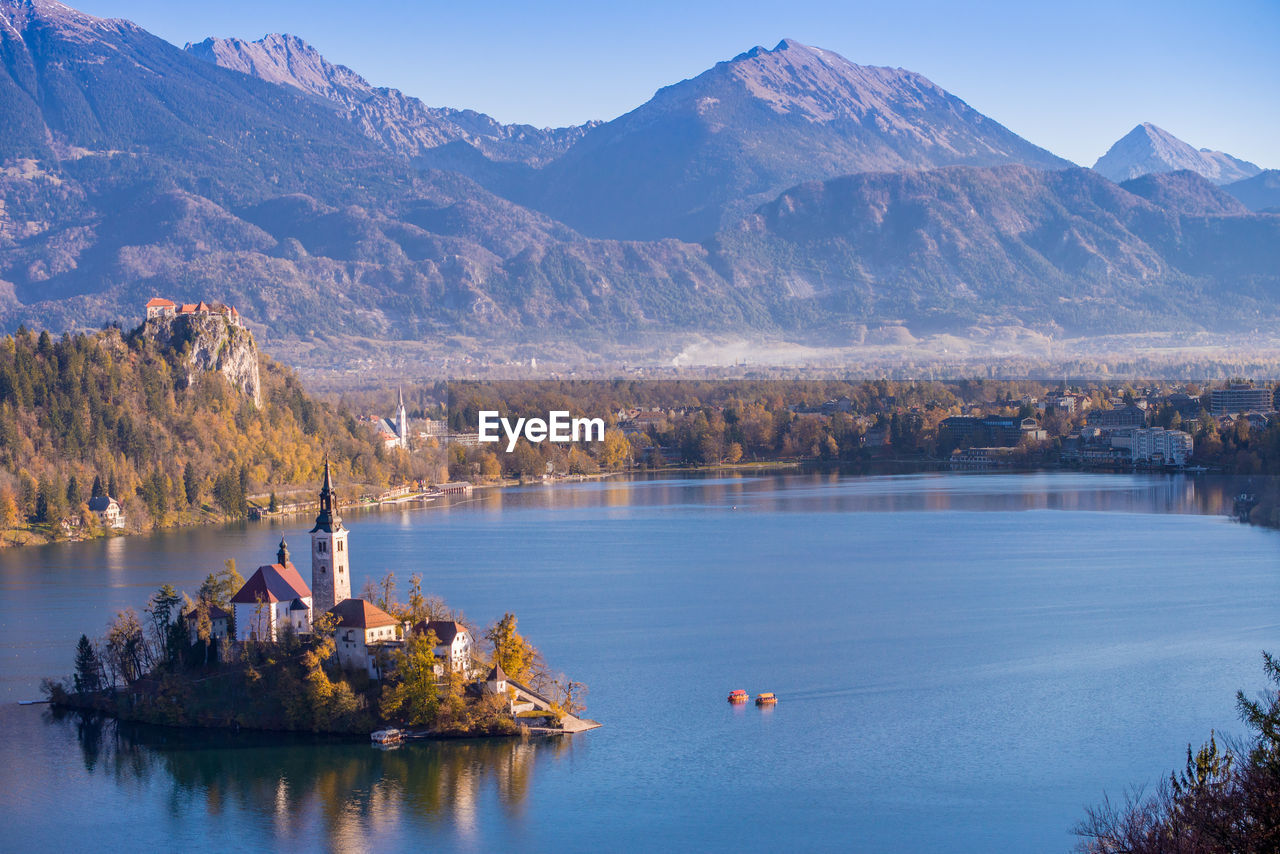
4,462 -> 1269,552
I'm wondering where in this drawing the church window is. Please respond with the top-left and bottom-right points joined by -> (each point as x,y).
318,541 -> 327,553
337,541 -> 344,552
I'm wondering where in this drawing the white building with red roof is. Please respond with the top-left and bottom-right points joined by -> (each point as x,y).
145,297 -> 177,319
229,538 -> 313,641
330,598 -> 402,677
413,619 -> 475,676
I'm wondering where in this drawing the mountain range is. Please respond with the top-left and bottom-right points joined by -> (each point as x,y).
0,0 -> 1276,359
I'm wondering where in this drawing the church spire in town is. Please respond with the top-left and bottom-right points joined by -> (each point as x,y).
396,386 -> 408,449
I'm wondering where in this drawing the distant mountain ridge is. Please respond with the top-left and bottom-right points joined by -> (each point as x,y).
0,0 -> 1278,355
185,34 -> 595,167
1223,170 -> 1280,212
716,165 -> 1280,334
505,39 -> 1074,240
1093,123 -> 1261,185
191,35 -> 1073,242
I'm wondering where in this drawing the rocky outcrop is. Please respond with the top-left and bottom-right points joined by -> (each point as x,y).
144,313 -> 262,406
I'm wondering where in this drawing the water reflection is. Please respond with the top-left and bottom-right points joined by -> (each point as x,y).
488,471 -> 1259,518
48,707 -> 571,846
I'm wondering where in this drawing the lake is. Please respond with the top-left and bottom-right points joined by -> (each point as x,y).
2,471 -> 1278,852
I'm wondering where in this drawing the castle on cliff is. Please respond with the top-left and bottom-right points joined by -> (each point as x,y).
145,297 -> 243,327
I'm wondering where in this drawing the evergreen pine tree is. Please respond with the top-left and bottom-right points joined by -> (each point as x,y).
73,634 -> 101,694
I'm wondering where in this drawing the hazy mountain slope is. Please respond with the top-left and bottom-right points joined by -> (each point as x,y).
186,34 -> 594,167
2,0 -> 1279,348
1093,123 -> 1262,185
0,0 -> 755,339
1118,171 -> 1249,216
516,39 -> 1072,241
715,165 -> 1280,334
1223,170 -> 1280,212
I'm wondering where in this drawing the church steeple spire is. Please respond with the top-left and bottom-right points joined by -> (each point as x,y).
309,459 -> 350,614
277,537 -> 290,566
395,386 -> 408,449
311,458 -> 344,534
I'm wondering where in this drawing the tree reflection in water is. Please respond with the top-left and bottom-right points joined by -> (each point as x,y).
49,706 -> 572,847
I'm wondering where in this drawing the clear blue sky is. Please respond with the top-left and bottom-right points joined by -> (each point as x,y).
73,0 -> 1279,168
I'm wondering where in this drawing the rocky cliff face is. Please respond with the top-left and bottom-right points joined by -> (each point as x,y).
144,313 -> 262,407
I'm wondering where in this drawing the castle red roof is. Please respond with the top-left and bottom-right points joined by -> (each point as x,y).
229,562 -> 311,604
145,297 -> 176,308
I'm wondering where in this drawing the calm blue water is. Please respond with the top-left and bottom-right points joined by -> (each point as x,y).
1,472 -> 1278,853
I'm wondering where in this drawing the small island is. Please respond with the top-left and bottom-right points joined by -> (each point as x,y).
44,464 -> 596,740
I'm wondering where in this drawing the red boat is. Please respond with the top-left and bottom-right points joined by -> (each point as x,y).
727,689 -> 749,703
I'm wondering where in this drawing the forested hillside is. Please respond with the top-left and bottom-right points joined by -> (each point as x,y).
0,322 -> 430,545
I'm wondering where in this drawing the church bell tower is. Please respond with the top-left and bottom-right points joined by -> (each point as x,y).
310,460 -> 350,614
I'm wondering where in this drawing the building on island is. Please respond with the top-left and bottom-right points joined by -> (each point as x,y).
415,619 -> 475,675
87,494 -> 126,529
183,603 -> 231,645
229,538 -> 313,642
330,598 -> 402,678
310,461 -> 350,615
221,463 -> 489,684
483,662 -> 509,696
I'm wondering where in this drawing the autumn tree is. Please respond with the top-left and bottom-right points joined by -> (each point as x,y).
485,613 -> 537,682
381,630 -> 441,726
601,429 -> 631,470
0,487 -> 17,530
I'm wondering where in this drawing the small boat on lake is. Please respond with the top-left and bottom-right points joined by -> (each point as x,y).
727,689 -> 749,704
371,728 -> 402,745
755,692 -> 777,706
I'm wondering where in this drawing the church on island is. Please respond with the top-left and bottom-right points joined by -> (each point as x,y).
226,462 -> 473,679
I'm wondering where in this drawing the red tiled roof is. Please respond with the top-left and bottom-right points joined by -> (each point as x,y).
414,619 -> 468,645
145,297 -> 176,308
229,562 -> 311,604
329,598 -> 399,629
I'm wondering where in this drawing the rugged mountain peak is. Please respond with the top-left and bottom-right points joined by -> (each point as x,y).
1093,123 -> 1261,185
534,38 -> 1071,240
186,32 -> 594,167
185,33 -> 370,101
0,0 -> 119,41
